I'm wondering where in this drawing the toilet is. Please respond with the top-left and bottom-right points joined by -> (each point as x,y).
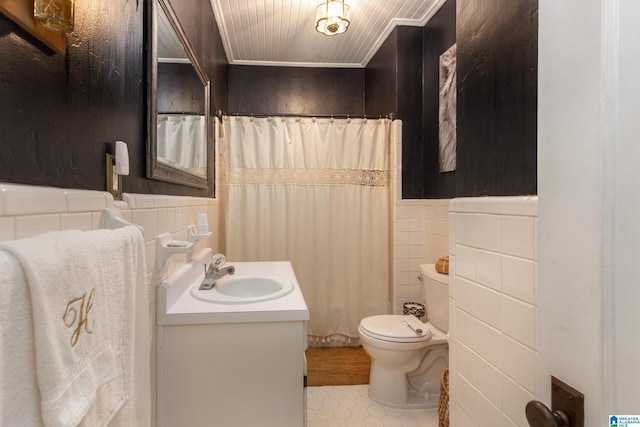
358,264 -> 449,409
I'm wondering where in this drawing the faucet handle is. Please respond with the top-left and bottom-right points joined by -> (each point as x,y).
211,253 -> 226,270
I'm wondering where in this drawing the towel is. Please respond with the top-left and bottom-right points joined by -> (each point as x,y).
0,226 -> 150,427
0,250 -> 44,426
98,227 -> 151,427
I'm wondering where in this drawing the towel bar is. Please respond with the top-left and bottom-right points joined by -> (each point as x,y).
103,209 -> 144,233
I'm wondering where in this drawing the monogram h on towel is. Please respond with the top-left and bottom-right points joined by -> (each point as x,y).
0,226 -> 148,427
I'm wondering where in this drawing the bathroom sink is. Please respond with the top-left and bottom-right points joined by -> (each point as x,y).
190,275 -> 295,304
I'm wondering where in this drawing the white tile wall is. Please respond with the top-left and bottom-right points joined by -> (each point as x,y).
391,199 -> 450,314
449,196 -> 538,427
0,183 -> 222,427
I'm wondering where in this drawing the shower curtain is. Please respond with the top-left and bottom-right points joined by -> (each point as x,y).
157,114 -> 206,176
222,116 -> 390,345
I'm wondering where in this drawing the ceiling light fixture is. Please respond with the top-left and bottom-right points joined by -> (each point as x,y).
315,0 -> 350,36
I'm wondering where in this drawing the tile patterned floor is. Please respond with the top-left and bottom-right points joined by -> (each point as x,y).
307,385 -> 439,427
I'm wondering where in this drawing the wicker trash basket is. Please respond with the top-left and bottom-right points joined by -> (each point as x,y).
438,368 -> 449,427
435,256 -> 449,275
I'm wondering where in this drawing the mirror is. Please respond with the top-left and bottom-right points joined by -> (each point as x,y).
147,0 -> 212,189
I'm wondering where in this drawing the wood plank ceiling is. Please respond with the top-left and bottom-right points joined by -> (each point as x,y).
209,0 -> 446,68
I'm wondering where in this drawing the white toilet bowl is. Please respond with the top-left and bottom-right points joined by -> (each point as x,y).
358,264 -> 449,409
358,315 -> 447,409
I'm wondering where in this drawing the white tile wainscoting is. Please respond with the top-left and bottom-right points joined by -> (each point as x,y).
0,183 -> 222,427
392,199 -> 450,314
0,183 -> 542,425
449,196 -> 538,427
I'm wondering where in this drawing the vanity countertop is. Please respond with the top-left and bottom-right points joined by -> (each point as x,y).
157,248 -> 309,325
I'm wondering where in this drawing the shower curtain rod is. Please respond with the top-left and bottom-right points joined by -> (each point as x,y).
218,111 -> 395,121
158,111 -> 206,116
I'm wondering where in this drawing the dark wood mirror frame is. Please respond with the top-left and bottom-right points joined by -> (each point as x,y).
147,0 -> 213,190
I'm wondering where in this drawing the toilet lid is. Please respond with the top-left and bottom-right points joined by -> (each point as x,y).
360,315 -> 432,343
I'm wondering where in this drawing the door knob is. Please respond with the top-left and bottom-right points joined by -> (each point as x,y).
526,401 -> 570,427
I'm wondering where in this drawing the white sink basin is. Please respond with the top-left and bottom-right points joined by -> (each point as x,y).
190,274 -> 295,304
157,250 -> 309,324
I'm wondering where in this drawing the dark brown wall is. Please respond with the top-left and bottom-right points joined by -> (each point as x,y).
456,0 -> 537,196
0,1 -> 143,191
366,0 -> 536,198
168,0 -> 228,116
0,0 -> 227,196
365,26 -> 423,198
422,0 -> 457,198
364,2 -> 458,199
0,0 -> 536,199
397,27 -> 426,199
365,30 -> 398,116
228,65 -> 364,116
157,63 -> 206,113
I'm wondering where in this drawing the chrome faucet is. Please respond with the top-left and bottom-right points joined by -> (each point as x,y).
199,254 -> 235,290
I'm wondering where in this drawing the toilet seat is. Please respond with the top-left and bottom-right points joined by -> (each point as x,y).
359,315 -> 432,343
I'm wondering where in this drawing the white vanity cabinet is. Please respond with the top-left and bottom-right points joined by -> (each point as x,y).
156,252 -> 310,427
157,320 -> 307,427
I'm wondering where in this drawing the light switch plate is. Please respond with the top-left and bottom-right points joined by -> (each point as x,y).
551,376 -> 584,427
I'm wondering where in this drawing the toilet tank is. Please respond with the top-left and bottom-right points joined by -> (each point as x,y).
420,264 -> 449,332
